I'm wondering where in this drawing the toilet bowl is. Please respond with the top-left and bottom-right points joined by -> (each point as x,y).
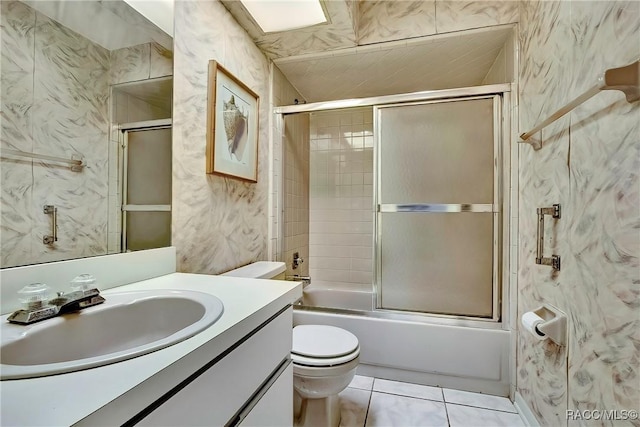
292,325 -> 359,427
223,262 -> 360,427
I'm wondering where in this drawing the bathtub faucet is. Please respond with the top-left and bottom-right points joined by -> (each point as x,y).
292,252 -> 304,270
286,275 -> 311,287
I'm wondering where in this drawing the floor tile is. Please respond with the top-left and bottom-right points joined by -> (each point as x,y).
447,403 -> 526,427
365,392 -> 448,427
349,375 -> 375,391
373,378 -> 444,402
339,387 -> 371,427
443,389 -> 517,413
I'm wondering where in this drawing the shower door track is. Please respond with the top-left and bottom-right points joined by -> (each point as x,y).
274,83 -> 512,115
293,304 -> 505,330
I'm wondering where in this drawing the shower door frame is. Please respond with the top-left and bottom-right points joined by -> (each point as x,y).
119,119 -> 173,251
373,95 -> 502,321
274,83 -> 513,326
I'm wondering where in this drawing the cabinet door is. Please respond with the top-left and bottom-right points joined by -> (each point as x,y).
137,308 -> 292,426
238,363 -> 293,427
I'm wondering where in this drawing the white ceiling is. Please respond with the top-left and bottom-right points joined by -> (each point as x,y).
274,26 -> 512,103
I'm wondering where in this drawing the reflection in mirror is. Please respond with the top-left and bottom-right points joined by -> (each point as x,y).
1,0 -> 173,268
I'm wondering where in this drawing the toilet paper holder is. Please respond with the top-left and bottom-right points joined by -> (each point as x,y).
529,304 -> 567,346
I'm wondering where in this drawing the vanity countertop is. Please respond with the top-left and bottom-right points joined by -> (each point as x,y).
0,272 -> 302,427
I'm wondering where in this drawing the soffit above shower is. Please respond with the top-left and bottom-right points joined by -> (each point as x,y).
274,26 -> 512,103
220,1 -> 518,60
22,0 -> 173,50
114,78 -> 173,112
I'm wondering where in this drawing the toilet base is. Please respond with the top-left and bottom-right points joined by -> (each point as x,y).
294,391 -> 341,427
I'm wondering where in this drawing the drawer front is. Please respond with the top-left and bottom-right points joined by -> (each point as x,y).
238,363 -> 293,427
137,307 -> 292,426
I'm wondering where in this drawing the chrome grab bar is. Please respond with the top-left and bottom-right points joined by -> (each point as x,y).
43,205 -> 57,245
536,204 -> 561,271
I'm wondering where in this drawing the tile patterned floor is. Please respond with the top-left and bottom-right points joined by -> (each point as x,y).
339,376 -> 526,427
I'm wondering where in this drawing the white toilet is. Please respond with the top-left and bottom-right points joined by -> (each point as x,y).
223,262 -> 360,427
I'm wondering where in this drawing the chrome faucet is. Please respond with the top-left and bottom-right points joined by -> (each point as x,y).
7,288 -> 105,325
292,252 -> 304,270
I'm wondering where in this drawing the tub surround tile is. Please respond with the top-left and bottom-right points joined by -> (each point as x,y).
339,387 -> 371,427
443,389 -> 516,413
308,109 -> 374,295
373,379 -> 444,403
365,392 -> 448,427
349,375 -> 375,391
447,403 -> 525,427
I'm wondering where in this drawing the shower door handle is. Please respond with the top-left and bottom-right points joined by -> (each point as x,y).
378,203 -> 498,213
536,204 -> 561,271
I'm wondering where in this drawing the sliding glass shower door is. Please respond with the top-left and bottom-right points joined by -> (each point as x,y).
375,96 -> 501,319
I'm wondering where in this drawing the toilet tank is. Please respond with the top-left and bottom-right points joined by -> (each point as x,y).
222,261 -> 286,280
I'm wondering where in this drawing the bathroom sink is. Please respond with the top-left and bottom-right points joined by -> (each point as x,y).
0,289 -> 224,380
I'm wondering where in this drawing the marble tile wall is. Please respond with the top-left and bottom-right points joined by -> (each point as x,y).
1,2 -> 173,268
357,1 -> 436,45
1,1 -> 110,268
172,0 -> 271,274
110,42 -> 173,85
435,1 -> 519,34
517,1 -> 639,426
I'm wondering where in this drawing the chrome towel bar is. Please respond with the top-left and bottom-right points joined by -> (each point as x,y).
0,148 -> 84,172
536,204 -> 561,271
519,60 -> 639,150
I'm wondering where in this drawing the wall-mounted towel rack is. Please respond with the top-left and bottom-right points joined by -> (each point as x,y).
0,149 -> 84,172
519,60 -> 639,150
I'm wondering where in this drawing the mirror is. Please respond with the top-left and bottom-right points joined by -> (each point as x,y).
1,0 -> 174,268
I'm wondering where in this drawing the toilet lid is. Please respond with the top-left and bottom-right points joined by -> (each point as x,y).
292,325 -> 359,358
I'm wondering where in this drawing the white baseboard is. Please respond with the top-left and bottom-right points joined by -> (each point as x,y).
514,391 -> 540,427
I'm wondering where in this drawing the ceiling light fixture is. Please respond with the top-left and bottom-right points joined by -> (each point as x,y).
240,0 -> 327,33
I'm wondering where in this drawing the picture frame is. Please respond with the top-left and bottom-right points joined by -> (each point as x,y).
206,60 -> 259,182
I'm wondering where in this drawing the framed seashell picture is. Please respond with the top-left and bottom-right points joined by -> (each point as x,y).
206,60 -> 259,182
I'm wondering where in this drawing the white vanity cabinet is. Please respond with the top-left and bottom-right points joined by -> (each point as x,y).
1,267 -> 302,427
135,307 -> 293,426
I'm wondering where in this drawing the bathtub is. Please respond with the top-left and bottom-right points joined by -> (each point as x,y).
294,286 -> 511,397
302,281 -> 373,311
